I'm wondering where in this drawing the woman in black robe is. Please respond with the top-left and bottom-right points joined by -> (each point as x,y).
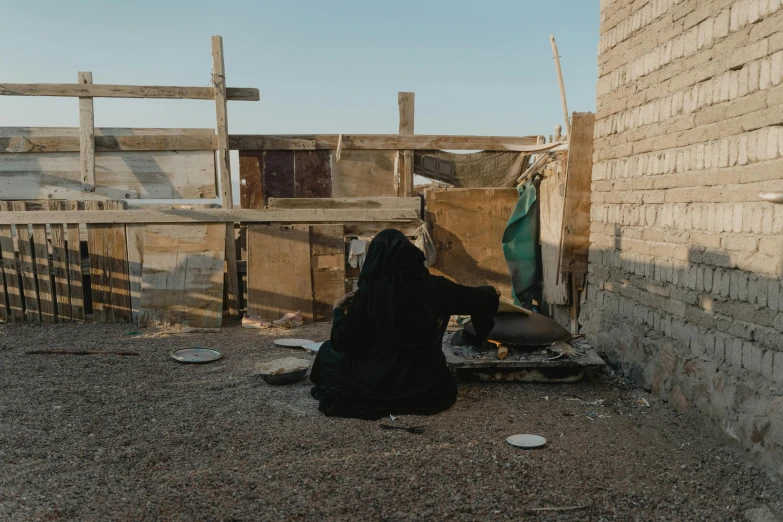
310,229 -> 499,420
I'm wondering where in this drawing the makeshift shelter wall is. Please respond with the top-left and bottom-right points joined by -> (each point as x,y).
586,0 -> 783,475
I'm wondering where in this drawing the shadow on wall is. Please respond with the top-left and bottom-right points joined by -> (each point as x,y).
581,228 -> 783,475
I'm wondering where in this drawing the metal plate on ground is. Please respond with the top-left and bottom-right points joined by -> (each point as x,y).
274,338 -> 315,348
302,342 -> 324,353
506,434 -> 547,449
171,347 -> 223,364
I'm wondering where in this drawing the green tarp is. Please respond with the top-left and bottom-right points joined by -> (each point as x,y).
502,181 -> 538,309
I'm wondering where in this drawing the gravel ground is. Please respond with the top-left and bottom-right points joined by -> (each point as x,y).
1,322 -> 782,522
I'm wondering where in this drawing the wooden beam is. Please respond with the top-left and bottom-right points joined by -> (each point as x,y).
0,208 -> 419,225
550,35 -> 571,137
78,72 -> 95,192
1,134 -> 218,153
228,134 -> 540,151
398,92 -> 415,197
268,197 -> 420,211
212,35 -> 238,317
0,83 -> 259,101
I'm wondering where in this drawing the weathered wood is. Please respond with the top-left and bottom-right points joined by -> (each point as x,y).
425,188 -> 518,299
49,201 -> 72,321
247,225 -> 313,323
310,225 -> 345,323
238,152 -> 264,209
139,224 -> 225,328
65,200 -> 85,321
539,153 -> 570,305
268,197 -> 420,211
0,84 -> 259,101
331,150 -> 397,197
78,72 -> 96,192
126,224 -> 145,324
87,201 -> 131,323
263,150 -> 296,199
224,224 -> 240,317
12,202 -> 40,322
559,112 -> 595,287
0,208 -> 420,225
1,134 -> 218,153
32,224 -> 55,323
0,202 -> 23,320
398,92 -> 415,197
228,134 -> 539,151
295,150 -> 332,198
0,127 -> 216,138
0,151 -> 218,200
550,35 -> 571,137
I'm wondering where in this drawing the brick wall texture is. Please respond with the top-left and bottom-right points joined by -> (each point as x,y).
586,0 -> 783,474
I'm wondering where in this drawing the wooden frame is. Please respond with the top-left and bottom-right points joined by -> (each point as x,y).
0,84 -> 258,100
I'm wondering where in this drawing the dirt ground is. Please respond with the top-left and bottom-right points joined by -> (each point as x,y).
1,322 -> 782,522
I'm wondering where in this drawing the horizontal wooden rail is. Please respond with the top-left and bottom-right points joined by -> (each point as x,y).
1,132 -> 549,153
0,208 -> 419,225
229,134 -> 540,151
267,197 -> 420,210
0,84 -> 259,101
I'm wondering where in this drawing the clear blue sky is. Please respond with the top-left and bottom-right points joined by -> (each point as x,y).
3,1 -> 599,199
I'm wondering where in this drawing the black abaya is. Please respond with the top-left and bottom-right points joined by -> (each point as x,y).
310,229 -> 499,420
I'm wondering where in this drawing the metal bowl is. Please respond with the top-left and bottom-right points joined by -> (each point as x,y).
258,368 -> 308,385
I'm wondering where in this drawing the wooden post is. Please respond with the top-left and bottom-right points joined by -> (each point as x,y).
398,92 -> 414,197
78,72 -> 95,192
212,35 -> 239,316
549,35 -> 571,137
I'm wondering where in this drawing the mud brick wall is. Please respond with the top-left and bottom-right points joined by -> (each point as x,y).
585,0 -> 783,475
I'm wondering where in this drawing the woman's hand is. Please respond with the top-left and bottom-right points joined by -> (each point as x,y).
333,291 -> 356,310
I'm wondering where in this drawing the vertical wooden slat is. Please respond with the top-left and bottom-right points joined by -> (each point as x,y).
66,201 -> 85,321
398,92 -> 415,197
12,202 -> 40,322
78,71 -> 96,192
87,200 -> 131,323
212,35 -> 239,319
0,202 -> 23,321
239,151 -> 264,209
31,223 -> 55,323
49,201 -> 72,321
126,224 -> 145,325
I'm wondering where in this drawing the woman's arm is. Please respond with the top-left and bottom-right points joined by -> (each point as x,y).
437,278 -> 500,341
330,289 -> 373,356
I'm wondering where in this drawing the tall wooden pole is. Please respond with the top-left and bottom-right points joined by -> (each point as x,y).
212,35 -> 239,316
398,92 -> 415,197
550,35 -> 571,137
78,71 -> 95,192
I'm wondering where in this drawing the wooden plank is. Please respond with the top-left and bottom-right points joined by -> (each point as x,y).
87,201 -> 131,323
425,188 -> 518,299
0,202 -> 23,320
228,134 -> 539,151
126,224 -> 145,324
1,134 -> 218,153
310,225 -> 345,323
539,153 -> 570,306
0,151 -> 218,200
239,151 -> 264,209
0,208 -> 420,225
78,72 -> 96,192
263,150 -> 296,199
0,84 -> 259,101
49,201 -> 72,321
65,200 -> 85,321
139,224 -> 225,328
0,127 -> 215,137
398,92 -> 415,198
331,150 -> 397,197
247,225 -> 313,323
268,197 -> 420,211
12,202 -> 40,322
295,150 -> 332,198
224,224 -> 240,317
31,223 -> 55,323
212,36 -> 233,209
559,112 -> 596,288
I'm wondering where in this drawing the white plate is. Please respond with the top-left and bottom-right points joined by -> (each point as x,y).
302,342 -> 324,353
274,338 -> 315,348
506,434 -> 547,449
